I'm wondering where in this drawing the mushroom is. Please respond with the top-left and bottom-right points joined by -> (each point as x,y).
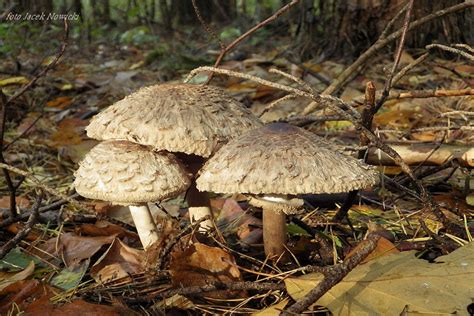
196,123 -> 378,259
86,83 -> 262,229
74,140 -> 190,249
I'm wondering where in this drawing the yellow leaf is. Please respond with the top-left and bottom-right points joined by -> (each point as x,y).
0,76 -> 29,86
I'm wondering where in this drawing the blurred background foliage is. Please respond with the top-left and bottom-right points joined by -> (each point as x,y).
0,0 -> 472,68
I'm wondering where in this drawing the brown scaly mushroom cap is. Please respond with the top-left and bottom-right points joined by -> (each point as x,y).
196,123 -> 379,196
74,140 -> 190,205
86,83 -> 263,158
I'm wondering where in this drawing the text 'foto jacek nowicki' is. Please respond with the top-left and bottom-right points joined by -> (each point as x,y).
5,12 -> 80,22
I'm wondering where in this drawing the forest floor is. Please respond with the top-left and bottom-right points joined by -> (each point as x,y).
0,26 -> 473,315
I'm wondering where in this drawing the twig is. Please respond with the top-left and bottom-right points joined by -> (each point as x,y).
0,192 -> 43,260
259,94 -> 296,117
281,233 -> 381,315
191,0 -> 225,51
391,52 -> 429,87
380,2 -> 409,39
269,68 -> 314,93
284,115 -> 346,126
0,193 -> 79,228
333,81 -> 376,222
160,281 -> 284,298
207,0 -> 299,83
0,162 -> 85,209
426,43 -> 474,61
352,88 -> 473,104
452,43 -> 474,54
375,0 -> 414,113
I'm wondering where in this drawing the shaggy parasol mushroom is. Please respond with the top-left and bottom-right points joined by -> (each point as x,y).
74,140 -> 190,249
196,123 -> 378,259
86,83 -> 262,229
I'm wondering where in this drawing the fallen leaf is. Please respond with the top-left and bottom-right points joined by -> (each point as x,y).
75,220 -> 139,241
24,297 -> 136,316
0,261 -> 35,291
39,233 -> 116,267
346,237 -> 400,264
0,196 -> 30,209
170,242 -> 242,299
50,260 -> 89,290
218,199 -> 262,243
0,76 -> 29,86
49,118 -> 88,147
90,238 -> 145,284
285,242 -> 474,315
46,96 -> 72,109
0,280 -> 49,314
151,294 -> 195,310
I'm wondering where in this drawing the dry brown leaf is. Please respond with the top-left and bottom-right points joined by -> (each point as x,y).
39,233 -> 116,267
346,237 -> 400,264
49,118 -> 88,147
0,196 -> 30,209
46,96 -> 72,109
219,199 -> 262,243
170,242 -> 242,298
24,297 -> 137,316
0,280 -> 53,315
90,238 -> 145,284
75,220 -> 139,242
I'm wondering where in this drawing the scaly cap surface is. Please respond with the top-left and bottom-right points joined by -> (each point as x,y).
74,141 -> 190,205
196,123 -> 378,195
86,83 -> 263,157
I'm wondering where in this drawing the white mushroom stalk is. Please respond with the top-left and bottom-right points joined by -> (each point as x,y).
129,206 -> 160,249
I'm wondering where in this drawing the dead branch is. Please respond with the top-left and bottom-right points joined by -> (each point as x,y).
333,81 -> 377,222
352,88 -> 474,104
391,53 -> 429,86
426,43 -> 474,61
0,192 -> 42,259
367,143 -> 474,167
281,233 -> 381,315
374,0 -> 415,113
0,162 -> 86,208
191,0 -> 225,51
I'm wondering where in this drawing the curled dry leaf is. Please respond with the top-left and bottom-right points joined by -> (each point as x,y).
90,238 -> 145,284
170,242 -> 242,299
218,199 -> 262,244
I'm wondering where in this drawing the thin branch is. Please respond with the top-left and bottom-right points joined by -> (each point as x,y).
0,192 -> 43,259
426,43 -> 474,61
282,233 -> 381,315
376,0 -> 414,113
191,0 -> 225,51
0,162 -> 85,209
391,52 -> 429,87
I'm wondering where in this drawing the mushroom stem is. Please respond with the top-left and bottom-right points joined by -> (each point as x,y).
129,205 -> 160,249
262,208 -> 287,259
187,181 -> 213,231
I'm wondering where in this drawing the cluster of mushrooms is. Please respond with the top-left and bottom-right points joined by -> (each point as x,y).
74,83 -> 379,259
